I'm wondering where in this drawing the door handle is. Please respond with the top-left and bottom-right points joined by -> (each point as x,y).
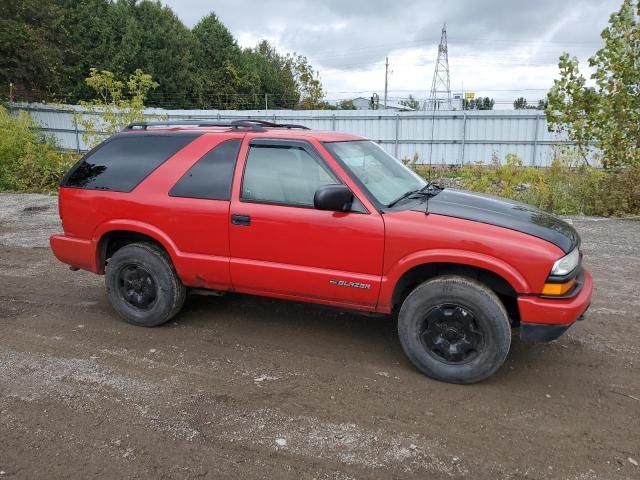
231,214 -> 251,226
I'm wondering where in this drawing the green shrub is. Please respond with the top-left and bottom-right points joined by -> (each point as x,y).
77,68 -> 161,149
0,105 -> 78,192
411,152 -> 640,217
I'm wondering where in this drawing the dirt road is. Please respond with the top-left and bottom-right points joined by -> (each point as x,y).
1,193 -> 639,479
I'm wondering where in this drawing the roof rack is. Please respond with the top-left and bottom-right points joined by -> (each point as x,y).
122,119 -> 310,132
237,119 -> 311,130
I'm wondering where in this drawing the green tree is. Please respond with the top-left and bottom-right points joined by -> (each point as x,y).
52,0 -> 115,102
336,99 -> 356,110
112,0 -> 197,108
290,54 -> 326,109
192,13 -> 253,109
513,97 -> 528,109
547,0 -> 639,167
481,97 -> 495,110
1,1 -> 326,111
464,97 -> 494,110
589,0 -> 639,167
400,94 -> 421,110
515,97 -> 548,110
547,54 -> 599,164
241,40 -> 299,109
77,68 -> 159,148
0,0 -> 66,100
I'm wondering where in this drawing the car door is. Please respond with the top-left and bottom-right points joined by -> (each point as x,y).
229,137 -> 384,309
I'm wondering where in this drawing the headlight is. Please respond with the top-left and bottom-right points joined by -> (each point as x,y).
551,248 -> 580,276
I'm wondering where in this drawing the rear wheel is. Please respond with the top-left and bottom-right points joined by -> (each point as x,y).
398,275 -> 511,384
105,243 -> 186,327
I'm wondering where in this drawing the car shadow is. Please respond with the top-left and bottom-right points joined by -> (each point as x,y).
173,292 -> 578,385
177,291 -> 405,365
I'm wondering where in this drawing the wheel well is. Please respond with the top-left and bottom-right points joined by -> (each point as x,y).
391,263 -> 520,325
98,231 -> 166,272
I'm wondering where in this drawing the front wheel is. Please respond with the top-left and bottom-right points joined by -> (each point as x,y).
398,275 -> 511,384
105,243 -> 186,327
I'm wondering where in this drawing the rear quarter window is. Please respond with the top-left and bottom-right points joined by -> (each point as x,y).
63,133 -> 201,192
169,139 -> 241,200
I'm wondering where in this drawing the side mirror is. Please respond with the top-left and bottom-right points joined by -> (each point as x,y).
314,184 -> 354,212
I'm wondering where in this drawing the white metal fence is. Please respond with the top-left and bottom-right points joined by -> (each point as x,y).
10,103 -> 579,166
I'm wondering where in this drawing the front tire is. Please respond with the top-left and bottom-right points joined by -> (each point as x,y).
398,275 -> 511,384
105,243 -> 186,327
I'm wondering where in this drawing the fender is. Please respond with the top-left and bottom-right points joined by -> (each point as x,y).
377,248 -> 530,313
93,219 -> 181,274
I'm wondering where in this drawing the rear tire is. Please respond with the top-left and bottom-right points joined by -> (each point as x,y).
398,275 -> 511,384
105,242 -> 186,327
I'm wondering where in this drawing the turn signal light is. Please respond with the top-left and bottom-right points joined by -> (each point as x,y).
541,278 -> 576,296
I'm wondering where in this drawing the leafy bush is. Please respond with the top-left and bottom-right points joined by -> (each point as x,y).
0,105 -> 78,192
77,68 -> 161,149
417,152 -> 640,217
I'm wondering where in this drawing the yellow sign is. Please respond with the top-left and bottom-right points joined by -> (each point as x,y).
464,92 -> 476,100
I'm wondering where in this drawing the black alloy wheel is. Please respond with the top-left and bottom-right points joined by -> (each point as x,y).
419,304 -> 484,364
116,264 -> 158,310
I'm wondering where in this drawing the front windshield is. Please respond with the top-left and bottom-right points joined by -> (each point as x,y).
324,140 -> 426,206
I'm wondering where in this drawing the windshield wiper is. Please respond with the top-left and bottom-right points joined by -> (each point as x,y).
387,189 -> 420,208
387,184 -> 436,208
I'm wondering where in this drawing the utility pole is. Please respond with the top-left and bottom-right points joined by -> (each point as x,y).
264,93 -> 268,111
9,82 -> 13,103
384,56 -> 389,110
427,24 -> 452,111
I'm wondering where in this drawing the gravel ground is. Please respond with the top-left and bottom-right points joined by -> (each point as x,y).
0,192 -> 639,479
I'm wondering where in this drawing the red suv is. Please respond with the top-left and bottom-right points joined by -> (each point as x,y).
50,120 -> 592,383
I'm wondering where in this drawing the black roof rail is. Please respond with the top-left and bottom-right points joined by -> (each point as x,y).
231,119 -> 311,130
122,120 -> 264,131
122,119 -> 310,132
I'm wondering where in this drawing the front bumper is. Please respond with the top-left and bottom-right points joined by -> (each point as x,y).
518,269 -> 593,342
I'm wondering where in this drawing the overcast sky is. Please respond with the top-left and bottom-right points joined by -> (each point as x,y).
161,0 -> 620,108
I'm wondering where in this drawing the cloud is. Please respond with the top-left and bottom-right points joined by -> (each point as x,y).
161,0 -> 621,105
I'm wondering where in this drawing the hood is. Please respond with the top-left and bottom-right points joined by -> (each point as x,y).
413,189 -> 579,253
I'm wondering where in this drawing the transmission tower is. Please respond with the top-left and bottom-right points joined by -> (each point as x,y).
426,24 -> 452,111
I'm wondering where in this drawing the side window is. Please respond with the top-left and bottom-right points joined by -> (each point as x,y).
169,139 -> 241,200
64,134 -> 200,192
241,144 -> 339,207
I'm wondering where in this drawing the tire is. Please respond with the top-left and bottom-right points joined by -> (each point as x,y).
105,242 -> 186,327
398,275 -> 511,384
